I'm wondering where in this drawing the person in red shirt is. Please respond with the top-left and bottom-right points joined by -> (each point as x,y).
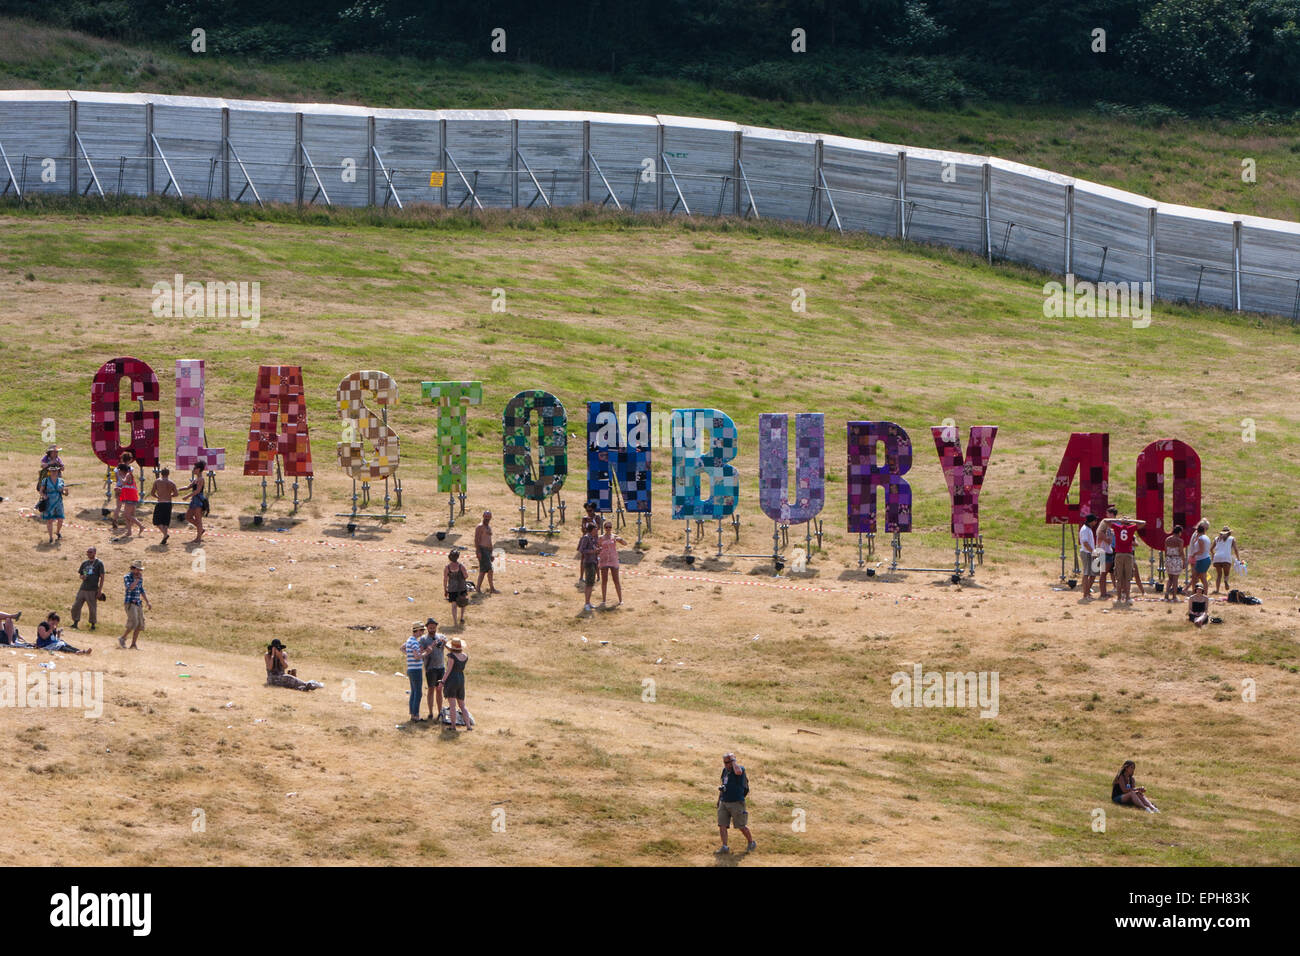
1099,514 -> 1146,604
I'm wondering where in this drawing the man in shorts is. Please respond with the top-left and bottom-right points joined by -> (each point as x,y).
119,560 -> 151,649
1099,513 -> 1145,604
474,511 -> 499,595
421,617 -> 448,723
715,752 -> 756,854
148,468 -> 179,544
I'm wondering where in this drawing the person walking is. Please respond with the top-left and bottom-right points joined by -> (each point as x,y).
182,462 -> 208,544
474,511 -> 499,596
1111,760 -> 1160,813
1162,525 -> 1186,602
444,551 -> 469,627
715,752 -> 756,854
421,617 -> 448,723
148,468 -> 179,544
38,463 -> 66,543
1099,512 -> 1145,604
116,463 -> 145,540
110,453 -> 133,529
1078,514 -> 1100,598
118,560 -> 151,649
1189,520 -> 1213,593
71,546 -> 106,630
403,622 -> 426,723
598,520 -> 626,607
1211,526 -> 1242,594
438,637 -> 471,731
578,519 -> 601,612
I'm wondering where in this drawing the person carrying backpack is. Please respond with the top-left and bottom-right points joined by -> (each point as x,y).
715,752 -> 756,855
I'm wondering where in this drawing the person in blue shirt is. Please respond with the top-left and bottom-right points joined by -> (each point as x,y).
715,752 -> 757,854
39,463 -> 66,543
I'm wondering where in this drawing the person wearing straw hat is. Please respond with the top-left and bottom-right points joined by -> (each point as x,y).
403,622 -> 427,723
438,637 -> 471,730
38,463 -> 66,543
1211,526 -> 1242,594
38,444 -> 63,491
118,560 -> 151,649
715,752 -> 756,854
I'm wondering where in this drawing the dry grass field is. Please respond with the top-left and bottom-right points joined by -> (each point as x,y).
0,207 -> 1297,866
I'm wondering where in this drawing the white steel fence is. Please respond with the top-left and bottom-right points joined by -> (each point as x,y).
3,90 -> 1300,319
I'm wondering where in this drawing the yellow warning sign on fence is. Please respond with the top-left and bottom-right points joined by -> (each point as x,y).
429,171 -> 445,188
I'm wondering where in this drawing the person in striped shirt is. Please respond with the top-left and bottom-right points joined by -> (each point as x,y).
403,622 -> 426,723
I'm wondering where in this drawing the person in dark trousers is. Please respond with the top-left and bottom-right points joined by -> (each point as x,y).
403,622 -> 426,722
71,546 -> 106,630
715,752 -> 756,854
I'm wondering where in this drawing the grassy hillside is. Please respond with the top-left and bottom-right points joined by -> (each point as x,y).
3,16 -> 1300,221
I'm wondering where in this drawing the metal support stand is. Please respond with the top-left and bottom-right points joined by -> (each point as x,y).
682,521 -> 695,565
731,513 -> 741,544
334,475 -> 406,531
772,521 -> 784,573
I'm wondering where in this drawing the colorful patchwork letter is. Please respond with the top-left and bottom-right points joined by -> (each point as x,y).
503,390 -> 568,500
671,409 -> 739,519
243,365 -> 313,477
337,370 -> 400,479
587,401 -> 652,513
846,422 -> 912,533
421,381 -> 482,493
931,424 -> 998,538
1135,439 -> 1201,549
1045,432 -> 1109,524
91,357 -> 160,467
175,359 -> 226,471
758,413 -> 825,523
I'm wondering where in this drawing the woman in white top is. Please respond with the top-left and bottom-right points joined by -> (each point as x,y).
1211,526 -> 1241,594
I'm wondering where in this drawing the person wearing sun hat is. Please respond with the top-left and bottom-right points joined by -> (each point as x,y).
38,444 -> 63,489
438,637 -> 471,730
1211,525 -> 1242,594
118,560 -> 150,649
402,621 -> 427,723
38,462 -> 67,543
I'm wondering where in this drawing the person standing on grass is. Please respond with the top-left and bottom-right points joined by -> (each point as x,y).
1096,505 -> 1118,599
71,546 -> 106,630
38,444 -> 64,487
421,617 -> 448,723
1111,760 -> 1159,813
403,622 -> 426,723
438,637 -> 471,731
1211,526 -> 1242,594
715,752 -> 756,855
1189,519 -> 1213,593
110,452 -> 133,528
474,511 -> 499,596
1099,512 -> 1144,604
118,560 -> 150,649
598,520 -> 626,607
578,519 -> 601,612
444,550 -> 469,627
182,462 -> 208,544
1078,514 -> 1100,598
116,463 -> 145,540
148,468 -> 179,545
578,501 -> 600,585
1162,525 -> 1186,602
39,463 -> 66,543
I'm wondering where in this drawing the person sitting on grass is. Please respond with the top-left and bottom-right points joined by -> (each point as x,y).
35,613 -> 92,655
1187,583 -> 1211,628
1111,760 -> 1159,813
264,639 -> 322,691
0,610 -> 32,647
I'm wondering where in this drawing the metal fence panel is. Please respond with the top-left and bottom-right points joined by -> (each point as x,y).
372,110 -> 442,206
443,110 -> 513,208
1155,206 -> 1235,309
906,151 -> 985,252
148,94 -> 225,198
989,163 -> 1068,272
821,137 -> 898,236
227,100 -> 298,204
1240,220 -> 1300,318
0,91 -> 71,195
1070,182 -> 1152,284
587,117 -> 658,210
658,115 -> 738,215
70,92 -> 149,197
512,111 -> 585,208
301,106 -> 370,207
740,127 -> 816,222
